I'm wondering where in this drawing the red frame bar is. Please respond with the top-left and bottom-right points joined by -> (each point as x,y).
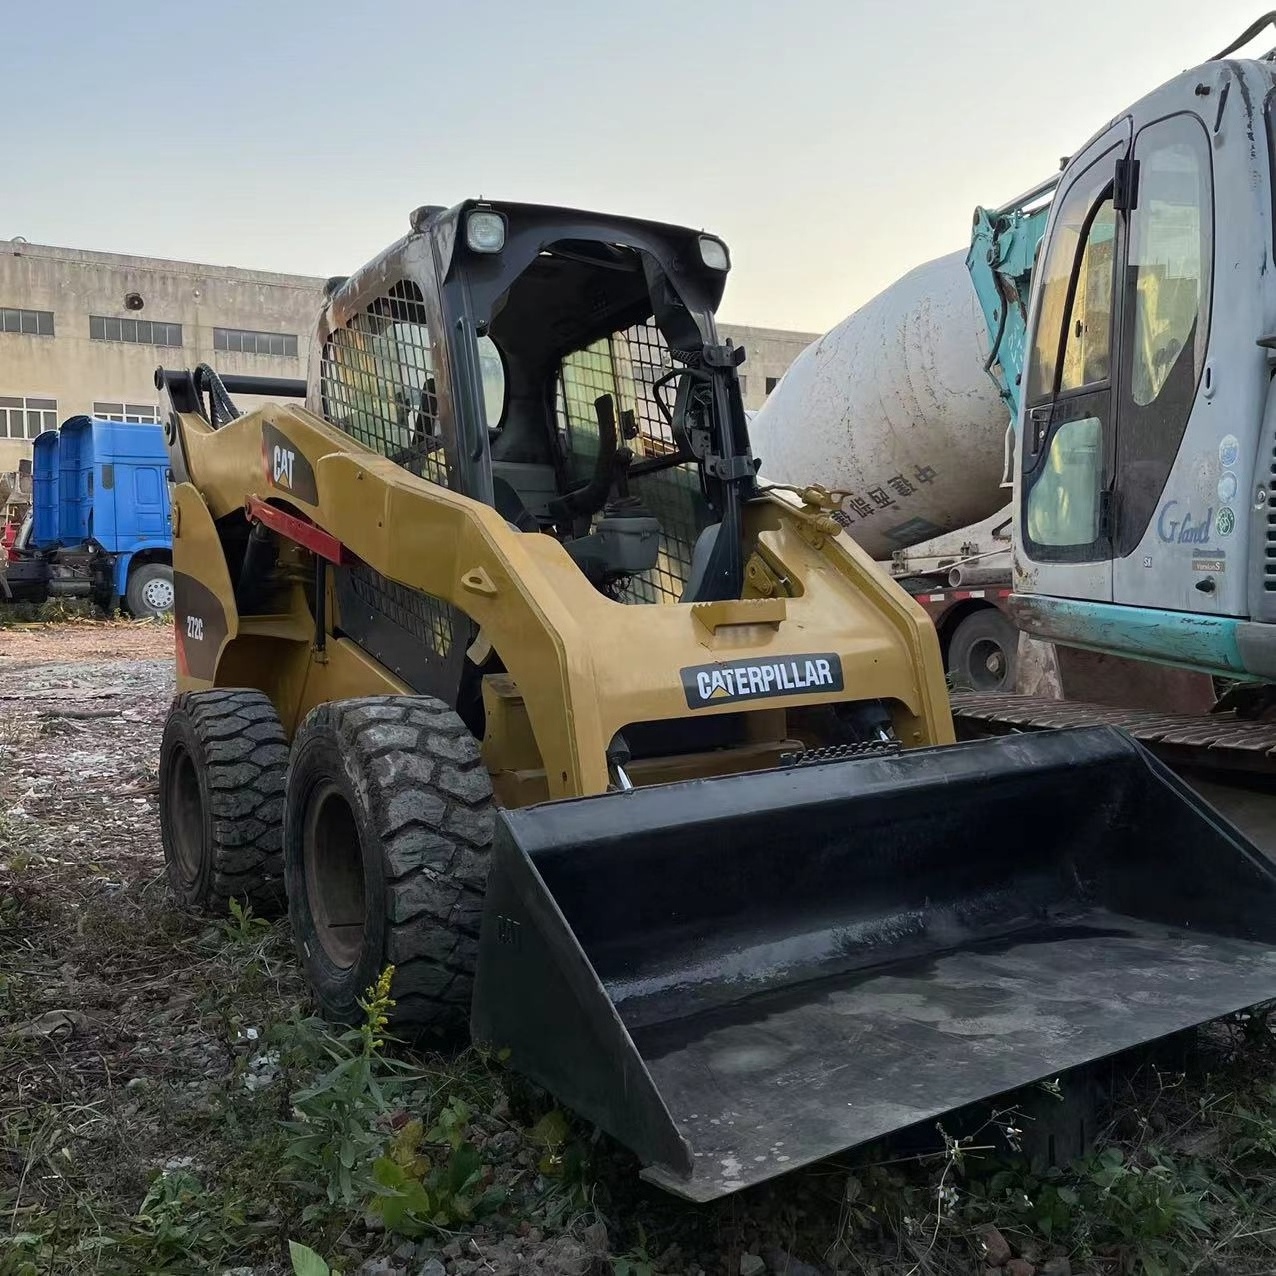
244,496 -> 351,565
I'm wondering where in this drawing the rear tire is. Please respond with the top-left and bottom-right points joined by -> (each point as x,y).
126,562 -> 175,618
946,608 -> 1017,692
283,696 -> 494,1035
159,689 -> 289,914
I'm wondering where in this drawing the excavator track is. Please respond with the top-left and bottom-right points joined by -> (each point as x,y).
952,693 -> 1276,778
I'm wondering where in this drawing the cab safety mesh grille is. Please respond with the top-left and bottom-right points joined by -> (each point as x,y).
556,321 -> 708,603
320,280 -> 449,488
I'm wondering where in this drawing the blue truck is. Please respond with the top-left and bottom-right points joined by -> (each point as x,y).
4,416 -> 173,617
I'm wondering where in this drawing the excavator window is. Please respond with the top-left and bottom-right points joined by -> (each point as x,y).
1023,145 -> 1122,556
1058,199 -> 1115,393
1026,150 -> 1121,408
1124,121 -> 1209,409
1113,112 -> 1212,557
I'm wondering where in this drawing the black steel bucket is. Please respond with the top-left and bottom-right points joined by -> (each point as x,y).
471,726 -> 1276,1201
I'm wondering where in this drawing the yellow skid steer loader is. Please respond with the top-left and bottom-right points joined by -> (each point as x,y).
156,200 -> 1276,1201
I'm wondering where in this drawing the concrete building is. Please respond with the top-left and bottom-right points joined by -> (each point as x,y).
718,323 -> 820,412
0,239 -> 322,476
0,236 -> 817,486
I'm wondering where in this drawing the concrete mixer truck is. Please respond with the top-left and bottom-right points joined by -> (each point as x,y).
751,15 -> 1276,793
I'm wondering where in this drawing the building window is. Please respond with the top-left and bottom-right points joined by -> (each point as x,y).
89,316 -> 183,347
765,376 -> 780,395
0,397 -> 57,439
93,402 -> 161,424
1,308 -> 54,336
738,374 -> 748,396
214,327 -> 299,357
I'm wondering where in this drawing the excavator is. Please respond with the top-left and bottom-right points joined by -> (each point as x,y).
752,16 -> 1276,777
154,197 -> 1276,1203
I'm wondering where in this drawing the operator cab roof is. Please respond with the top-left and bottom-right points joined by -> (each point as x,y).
326,198 -> 733,318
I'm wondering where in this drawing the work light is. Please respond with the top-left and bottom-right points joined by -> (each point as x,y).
467,210 -> 507,254
698,235 -> 729,271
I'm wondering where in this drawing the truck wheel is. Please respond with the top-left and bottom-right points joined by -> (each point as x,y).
127,562 -> 175,617
946,608 -> 1017,692
284,696 -> 494,1035
159,690 -> 289,914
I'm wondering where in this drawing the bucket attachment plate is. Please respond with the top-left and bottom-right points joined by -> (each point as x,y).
471,726 -> 1276,1201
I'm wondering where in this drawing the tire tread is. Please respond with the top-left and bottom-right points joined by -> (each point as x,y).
162,688 -> 288,913
289,695 -> 493,1033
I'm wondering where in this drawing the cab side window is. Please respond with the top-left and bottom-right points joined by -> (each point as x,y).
1114,113 -> 1212,555
1127,118 -> 1210,407
1026,152 -> 1120,408
321,281 -> 448,487
1059,200 -> 1116,393
1023,151 -> 1121,553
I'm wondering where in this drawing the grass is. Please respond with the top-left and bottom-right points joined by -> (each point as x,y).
8,643 -> 1276,1273
0,868 -> 599,1275
6,889 -> 1276,1275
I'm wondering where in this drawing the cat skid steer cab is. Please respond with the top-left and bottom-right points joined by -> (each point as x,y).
155,199 -> 1276,1201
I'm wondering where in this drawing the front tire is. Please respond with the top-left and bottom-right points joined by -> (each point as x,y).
159,690 -> 289,913
283,696 -> 494,1034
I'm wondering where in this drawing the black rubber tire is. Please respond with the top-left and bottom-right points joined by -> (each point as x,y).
283,696 -> 494,1034
159,689 -> 289,914
125,562 -> 175,618
946,607 -> 1018,692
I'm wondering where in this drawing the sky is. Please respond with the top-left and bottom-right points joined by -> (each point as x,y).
2,0 -> 1265,333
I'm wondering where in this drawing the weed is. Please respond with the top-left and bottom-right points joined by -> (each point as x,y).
283,967 -> 411,1212
122,1167 -> 250,1267
282,969 -> 511,1242
218,897 -> 272,945
368,1094 -> 507,1235
612,1223 -> 657,1275
289,1239 -> 344,1275
36,598 -> 93,624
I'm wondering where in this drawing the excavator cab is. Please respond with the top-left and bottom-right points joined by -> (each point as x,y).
156,197 -> 1276,1203
989,27 -> 1276,682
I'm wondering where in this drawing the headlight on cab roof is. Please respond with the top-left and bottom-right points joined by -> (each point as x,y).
466,210 -> 507,254
698,235 -> 729,271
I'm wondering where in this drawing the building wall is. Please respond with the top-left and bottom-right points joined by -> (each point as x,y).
0,236 -> 818,480
0,239 -> 325,475
719,323 -> 820,412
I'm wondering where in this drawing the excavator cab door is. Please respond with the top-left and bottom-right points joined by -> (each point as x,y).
1105,94 -> 1222,615
1017,119 -> 1130,604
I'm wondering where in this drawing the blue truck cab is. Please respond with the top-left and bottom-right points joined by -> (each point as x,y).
16,416 -> 173,616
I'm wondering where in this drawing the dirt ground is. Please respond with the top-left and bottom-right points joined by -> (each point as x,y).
0,620 -> 859,1276
0,618 -> 175,665
6,621 -> 1276,1276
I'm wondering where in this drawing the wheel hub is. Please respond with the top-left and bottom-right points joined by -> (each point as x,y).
968,637 -> 1008,690
303,783 -> 366,970
168,746 -> 205,888
141,575 -> 174,612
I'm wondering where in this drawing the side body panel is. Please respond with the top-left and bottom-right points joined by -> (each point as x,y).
167,401 -> 956,800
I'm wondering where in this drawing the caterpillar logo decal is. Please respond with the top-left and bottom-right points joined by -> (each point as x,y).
261,421 -> 318,503
681,653 -> 844,709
